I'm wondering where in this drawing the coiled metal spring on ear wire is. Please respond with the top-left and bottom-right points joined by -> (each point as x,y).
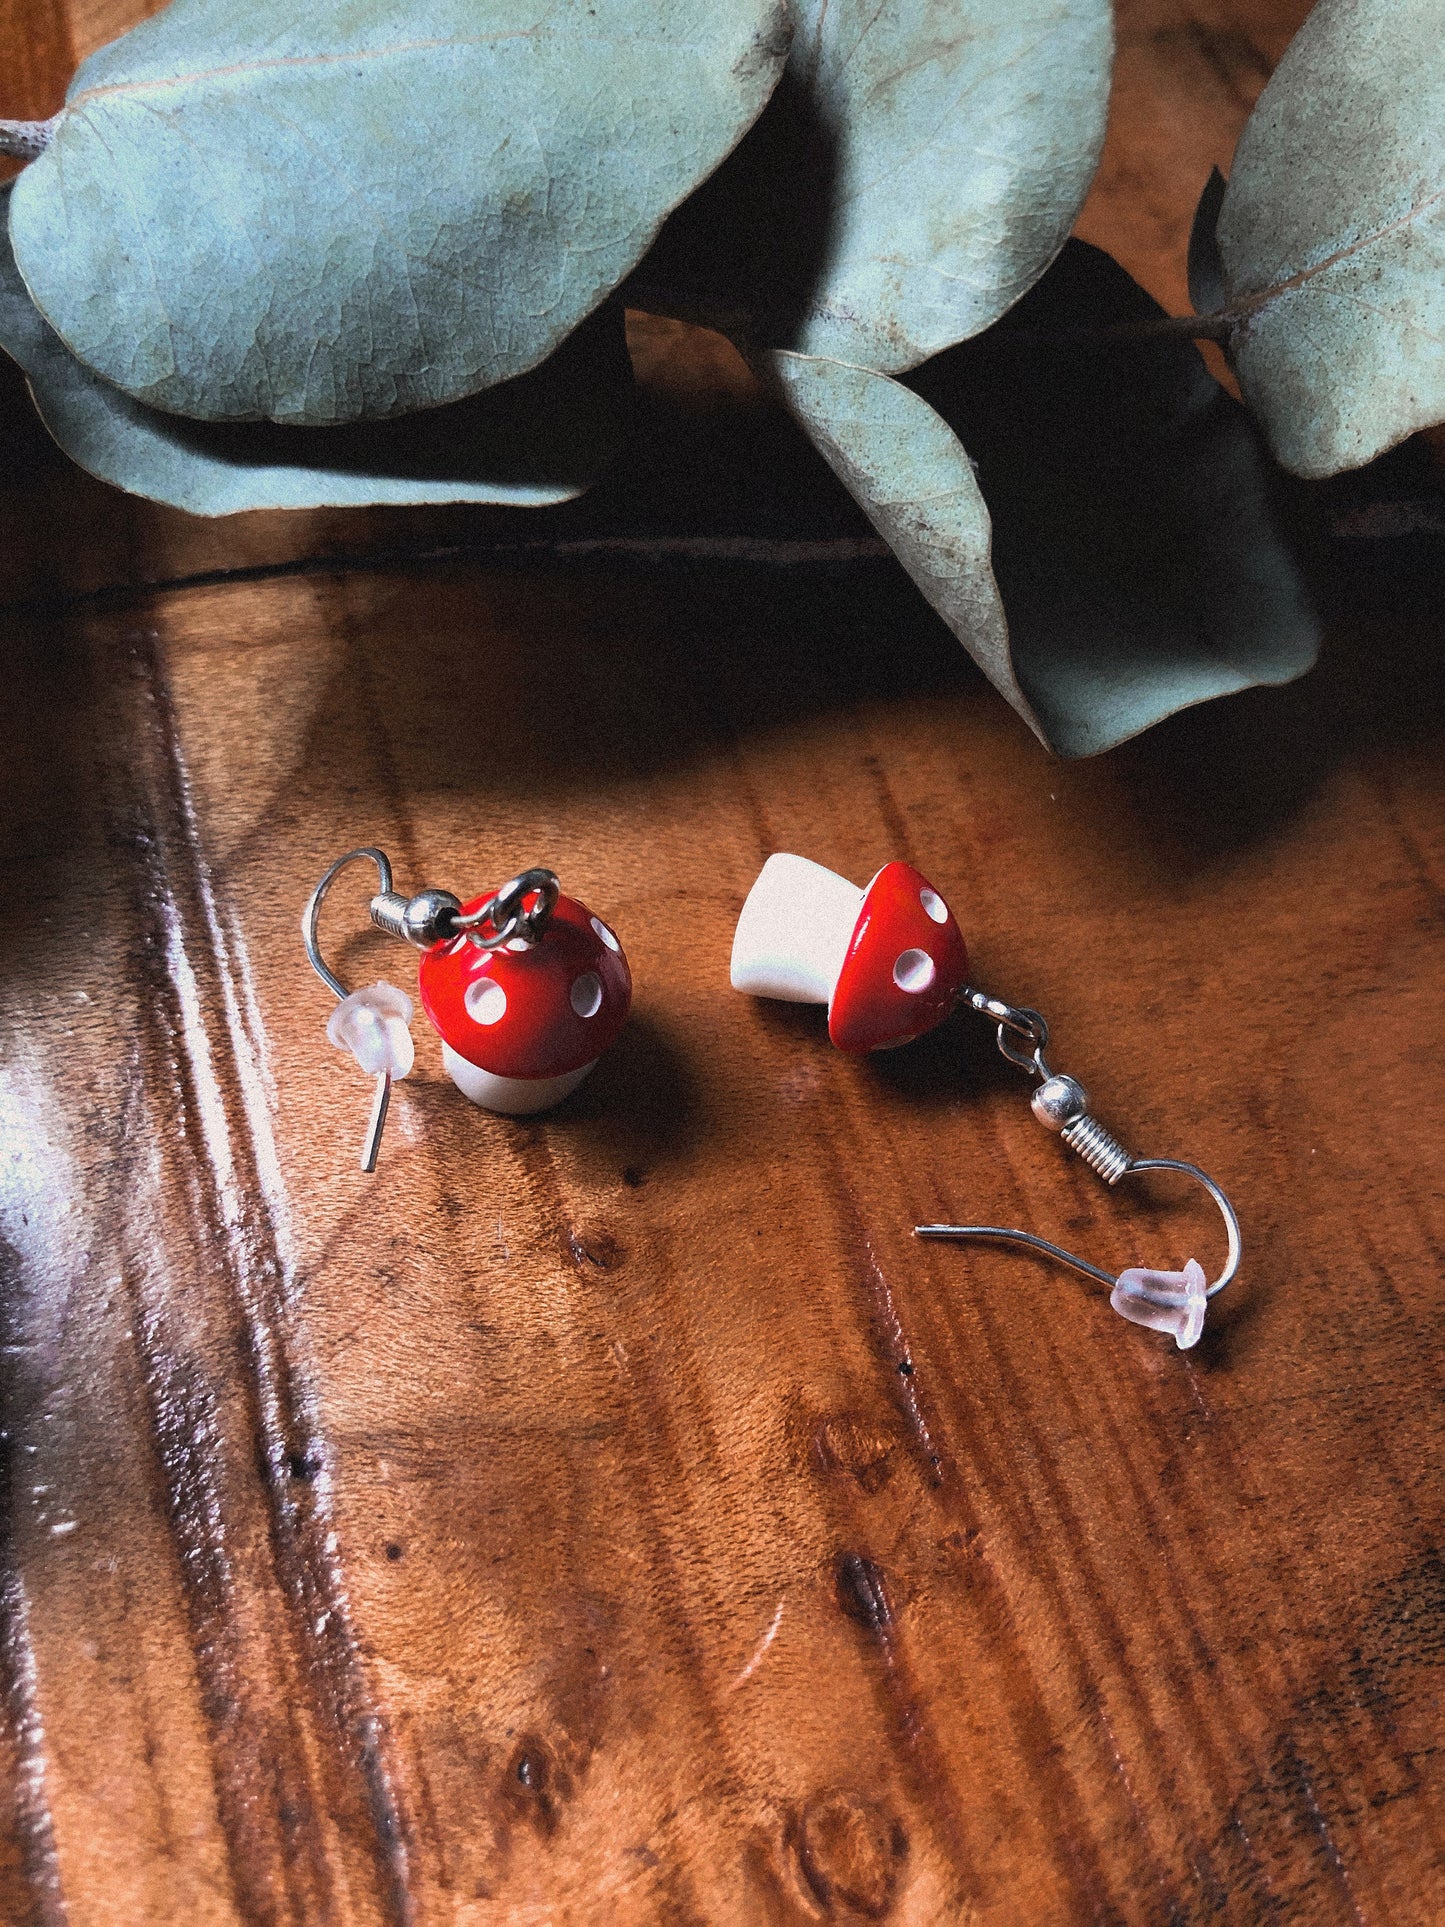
916,987 -> 1240,1344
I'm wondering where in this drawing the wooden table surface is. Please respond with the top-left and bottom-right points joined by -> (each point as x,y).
2,2 -> 1443,1922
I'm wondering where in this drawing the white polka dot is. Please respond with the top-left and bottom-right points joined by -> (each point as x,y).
570,972 -> 603,1019
590,916 -> 621,952
893,948 -> 936,994
464,979 -> 507,1025
920,888 -> 948,924
505,936 -> 530,953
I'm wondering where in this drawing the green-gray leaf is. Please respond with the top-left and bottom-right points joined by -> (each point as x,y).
645,0 -> 1111,372
776,243 -> 1319,757
1215,0 -> 1445,478
908,244 -> 1320,755
9,0 -> 790,426
785,0 -> 1113,368
0,183 -> 634,513
767,349 -> 1034,733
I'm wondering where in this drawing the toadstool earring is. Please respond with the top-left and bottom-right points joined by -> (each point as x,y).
731,853 -> 1239,1351
303,847 -> 631,1171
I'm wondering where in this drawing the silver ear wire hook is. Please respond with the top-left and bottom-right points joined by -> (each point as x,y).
303,846 -> 394,997
915,985 -> 1241,1346
303,846 -> 405,1173
916,1162 -> 1241,1296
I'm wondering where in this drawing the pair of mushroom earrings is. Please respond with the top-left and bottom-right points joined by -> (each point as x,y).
304,848 -> 1240,1351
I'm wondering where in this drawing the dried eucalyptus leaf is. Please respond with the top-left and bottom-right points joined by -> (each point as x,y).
10,0 -> 789,425
1216,0 -> 1445,477
646,0 -> 1111,372
773,244 -> 1319,755
768,350 -> 1039,736
908,243 -> 1320,756
0,186 -> 633,513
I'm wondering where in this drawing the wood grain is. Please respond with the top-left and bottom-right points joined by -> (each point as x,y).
2,3 -> 1444,1922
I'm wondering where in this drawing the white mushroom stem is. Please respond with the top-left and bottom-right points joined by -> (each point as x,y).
730,853 -> 864,1004
442,1046 -> 594,1115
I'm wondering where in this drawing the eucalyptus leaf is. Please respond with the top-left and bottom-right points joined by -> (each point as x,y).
769,245 -> 1318,756
1215,0 -> 1445,477
641,0 -> 1114,724
644,0 -> 1112,372
907,243 -> 1320,756
768,348 -> 1034,731
9,0 -> 790,425
0,185 -> 633,513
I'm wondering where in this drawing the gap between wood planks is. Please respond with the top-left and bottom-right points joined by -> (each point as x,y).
0,535 -> 895,620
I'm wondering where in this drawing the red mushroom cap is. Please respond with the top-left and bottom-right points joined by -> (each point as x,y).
827,862 -> 968,1053
418,890 -> 631,1080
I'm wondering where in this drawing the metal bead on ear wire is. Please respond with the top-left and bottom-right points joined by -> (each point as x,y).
303,847 -> 632,1172
731,852 -> 1240,1350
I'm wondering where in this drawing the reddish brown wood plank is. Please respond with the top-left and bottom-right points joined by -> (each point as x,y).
0,614 -> 409,1923
2,557 -> 1440,1923
0,0 -> 70,126
1,1 -> 1444,1923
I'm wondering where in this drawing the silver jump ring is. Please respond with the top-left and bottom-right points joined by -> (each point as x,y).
451,867 -> 561,949
958,985 -> 1051,1074
995,1006 -> 1051,1078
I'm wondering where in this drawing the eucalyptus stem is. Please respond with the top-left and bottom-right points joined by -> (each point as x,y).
0,117 -> 58,162
623,278 -> 1238,358
1002,309 -> 1235,347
